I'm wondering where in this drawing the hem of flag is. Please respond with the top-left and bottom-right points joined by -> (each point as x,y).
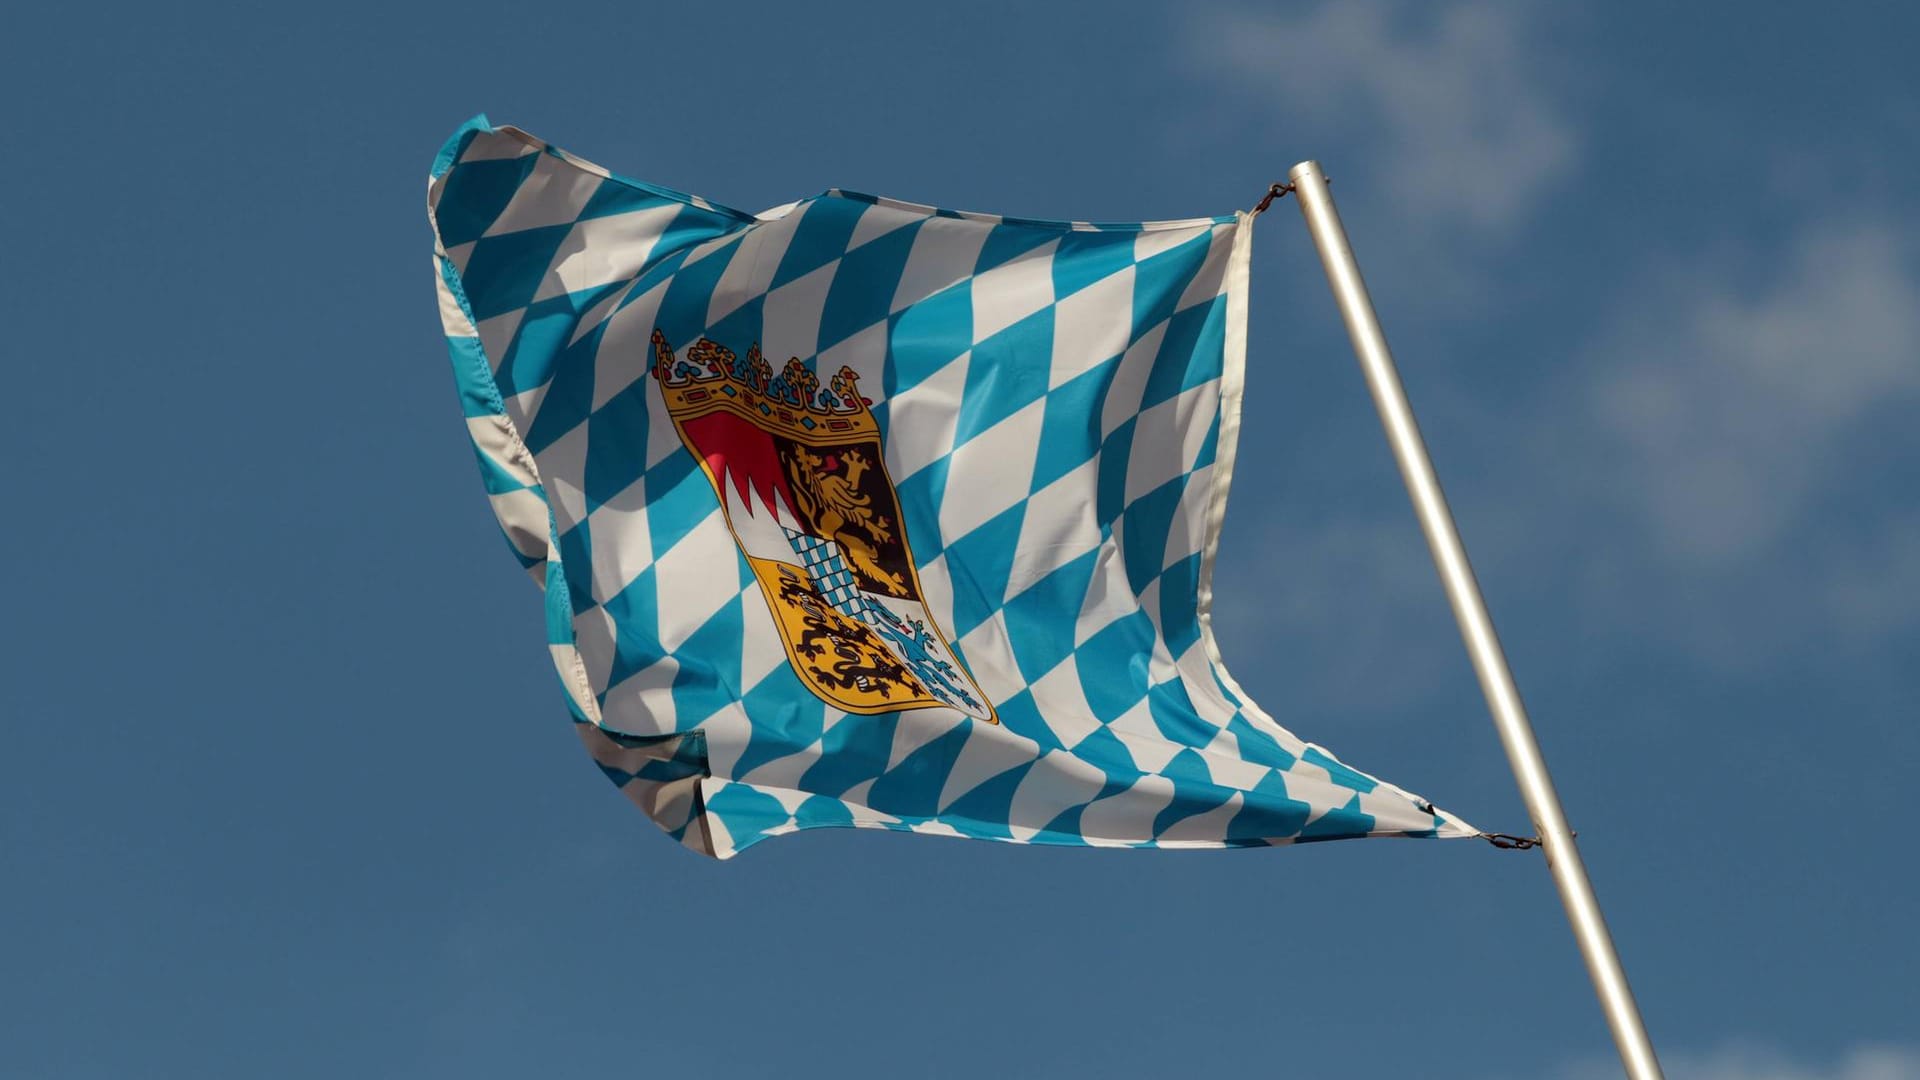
691,778 -> 1473,860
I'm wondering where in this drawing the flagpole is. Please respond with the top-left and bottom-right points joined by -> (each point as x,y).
1284,161 -> 1664,1080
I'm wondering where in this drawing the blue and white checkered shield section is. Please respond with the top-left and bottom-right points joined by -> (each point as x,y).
427,116 -> 1476,858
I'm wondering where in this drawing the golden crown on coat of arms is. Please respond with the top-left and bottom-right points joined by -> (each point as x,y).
649,329 -> 877,441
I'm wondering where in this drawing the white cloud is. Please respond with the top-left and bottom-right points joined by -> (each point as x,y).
1821,513 -> 1920,636
1186,6 -> 1917,664
1589,219 -> 1920,564
1192,1 -> 1576,232
1530,213 -> 1920,662
1216,210 -> 1920,675
1546,1042 -> 1920,1080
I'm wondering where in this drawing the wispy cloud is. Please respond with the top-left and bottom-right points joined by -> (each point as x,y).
1189,4 -> 1918,674
1560,213 -> 1920,661
1545,1041 -> 1920,1080
1190,1 -> 1576,233
1588,219 -> 1920,565
1821,512 -> 1920,637
1218,208 -> 1920,677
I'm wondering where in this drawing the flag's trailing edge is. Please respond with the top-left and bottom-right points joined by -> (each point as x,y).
427,115 -> 1475,858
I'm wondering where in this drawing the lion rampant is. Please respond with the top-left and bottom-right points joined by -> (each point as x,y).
784,446 -> 909,597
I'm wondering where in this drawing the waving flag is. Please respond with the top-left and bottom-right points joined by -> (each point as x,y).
427,116 -> 1473,857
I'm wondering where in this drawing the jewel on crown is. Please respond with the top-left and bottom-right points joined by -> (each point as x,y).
650,328 -> 869,417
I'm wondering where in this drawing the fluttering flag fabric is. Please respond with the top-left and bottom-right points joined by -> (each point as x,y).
427,116 -> 1474,858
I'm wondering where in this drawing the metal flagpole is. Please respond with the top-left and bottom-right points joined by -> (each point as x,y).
1282,161 -> 1665,1080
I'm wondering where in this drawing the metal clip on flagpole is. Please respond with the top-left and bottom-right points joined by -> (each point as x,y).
1284,162 -> 1665,1080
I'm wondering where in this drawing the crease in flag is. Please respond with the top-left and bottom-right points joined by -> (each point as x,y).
426,115 -> 1476,858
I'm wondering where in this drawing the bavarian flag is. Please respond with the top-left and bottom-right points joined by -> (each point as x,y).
427,117 -> 1474,857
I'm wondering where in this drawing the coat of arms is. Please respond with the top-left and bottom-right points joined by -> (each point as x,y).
651,330 -> 995,722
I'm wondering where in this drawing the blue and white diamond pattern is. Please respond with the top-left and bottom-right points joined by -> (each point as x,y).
427,116 -> 1475,858
782,527 -> 864,619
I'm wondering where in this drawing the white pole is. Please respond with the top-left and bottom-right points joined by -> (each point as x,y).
1285,161 -> 1665,1080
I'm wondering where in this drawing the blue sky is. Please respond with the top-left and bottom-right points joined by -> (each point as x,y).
5,3 -> 1916,1077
